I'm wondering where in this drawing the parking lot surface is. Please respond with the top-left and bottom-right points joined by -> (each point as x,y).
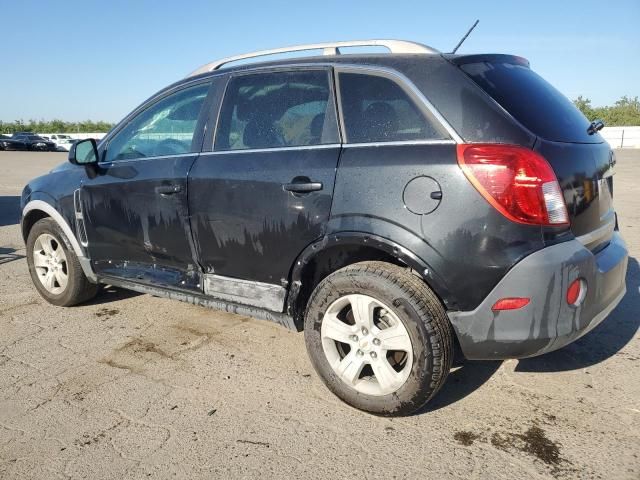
0,150 -> 638,479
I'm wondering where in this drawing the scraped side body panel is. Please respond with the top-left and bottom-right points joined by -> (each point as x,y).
204,274 -> 286,312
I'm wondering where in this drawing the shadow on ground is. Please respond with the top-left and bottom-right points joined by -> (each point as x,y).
420,256 -> 639,412
517,256 -> 639,373
0,196 -> 20,226
84,285 -> 143,305
421,359 -> 502,413
0,246 -> 25,265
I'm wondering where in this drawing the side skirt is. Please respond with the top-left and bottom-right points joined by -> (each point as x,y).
203,274 -> 287,312
98,276 -> 298,331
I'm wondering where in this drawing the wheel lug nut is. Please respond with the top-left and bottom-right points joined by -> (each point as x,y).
356,349 -> 364,357
350,335 -> 358,342
361,327 -> 368,335
370,352 -> 377,359
373,338 -> 381,346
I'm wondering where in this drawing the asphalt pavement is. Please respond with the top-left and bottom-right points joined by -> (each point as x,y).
0,150 -> 638,479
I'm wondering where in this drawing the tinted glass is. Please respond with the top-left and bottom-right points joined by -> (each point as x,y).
215,70 -> 338,150
105,83 -> 209,162
460,62 -> 595,143
338,72 -> 446,143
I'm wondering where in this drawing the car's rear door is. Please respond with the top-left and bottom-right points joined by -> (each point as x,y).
188,67 -> 341,310
81,80 -> 215,291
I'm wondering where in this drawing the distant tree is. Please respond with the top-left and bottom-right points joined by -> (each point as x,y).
0,119 -> 115,134
573,95 -> 640,126
573,95 -> 594,120
608,96 -> 640,125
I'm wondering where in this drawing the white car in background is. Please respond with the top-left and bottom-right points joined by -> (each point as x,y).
48,134 -> 77,151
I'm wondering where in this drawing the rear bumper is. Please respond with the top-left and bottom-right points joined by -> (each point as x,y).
449,232 -> 628,360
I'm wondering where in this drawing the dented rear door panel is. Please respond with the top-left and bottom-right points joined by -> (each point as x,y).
188,146 -> 341,284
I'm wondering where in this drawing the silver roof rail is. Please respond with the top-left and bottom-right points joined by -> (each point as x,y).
187,39 -> 439,77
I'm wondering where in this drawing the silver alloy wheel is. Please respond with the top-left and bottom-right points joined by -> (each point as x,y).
321,294 -> 413,396
33,233 -> 69,295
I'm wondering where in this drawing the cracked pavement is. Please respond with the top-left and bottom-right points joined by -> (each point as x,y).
0,151 -> 638,479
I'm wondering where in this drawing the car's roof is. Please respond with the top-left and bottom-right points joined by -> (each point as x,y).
179,52 -> 528,87
169,53 -> 450,95
189,53 -> 438,78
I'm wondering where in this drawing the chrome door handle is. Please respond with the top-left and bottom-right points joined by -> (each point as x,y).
283,181 -> 323,193
155,185 -> 182,195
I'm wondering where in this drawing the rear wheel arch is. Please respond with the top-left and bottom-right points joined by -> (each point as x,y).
286,233 -> 451,329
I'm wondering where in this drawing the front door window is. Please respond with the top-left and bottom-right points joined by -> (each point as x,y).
105,83 -> 210,162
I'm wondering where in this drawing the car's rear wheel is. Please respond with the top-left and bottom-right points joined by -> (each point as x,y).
26,218 -> 98,306
304,261 -> 453,416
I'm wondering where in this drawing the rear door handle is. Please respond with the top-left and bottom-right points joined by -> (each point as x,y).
283,179 -> 323,193
155,185 -> 182,195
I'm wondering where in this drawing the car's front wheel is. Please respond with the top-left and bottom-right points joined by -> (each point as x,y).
304,261 -> 453,416
26,218 -> 98,306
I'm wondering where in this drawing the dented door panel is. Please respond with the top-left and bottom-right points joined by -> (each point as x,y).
82,155 -> 203,291
188,146 -> 341,284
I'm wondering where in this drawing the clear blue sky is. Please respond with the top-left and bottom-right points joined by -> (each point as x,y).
1,0 -> 638,122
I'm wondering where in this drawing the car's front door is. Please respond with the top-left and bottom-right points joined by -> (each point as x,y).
81,81 -> 213,291
188,68 -> 341,310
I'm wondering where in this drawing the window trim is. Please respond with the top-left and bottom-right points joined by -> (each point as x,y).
342,139 -> 455,148
333,65 -> 461,144
212,66 -> 341,153
200,143 -> 341,157
100,79 -> 214,164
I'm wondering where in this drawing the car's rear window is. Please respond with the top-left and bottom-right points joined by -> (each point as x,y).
460,61 -> 597,143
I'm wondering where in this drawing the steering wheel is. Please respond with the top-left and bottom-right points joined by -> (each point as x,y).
155,138 -> 187,156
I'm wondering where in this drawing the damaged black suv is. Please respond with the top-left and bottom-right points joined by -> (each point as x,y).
21,40 -> 628,415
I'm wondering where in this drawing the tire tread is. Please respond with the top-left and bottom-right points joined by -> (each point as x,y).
305,260 -> 454,415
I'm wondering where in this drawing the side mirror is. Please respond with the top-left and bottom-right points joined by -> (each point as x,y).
69,139 -> 99,165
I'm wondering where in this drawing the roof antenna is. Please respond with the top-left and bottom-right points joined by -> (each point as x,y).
451,19 -> 479,54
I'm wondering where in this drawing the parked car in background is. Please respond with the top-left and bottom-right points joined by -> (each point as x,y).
19,39 -> 628,416
0,134 -> 18,150
48,134 -> 78,151
8,134 -> 57,151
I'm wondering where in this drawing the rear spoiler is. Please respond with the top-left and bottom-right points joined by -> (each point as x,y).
443,54 -> 530,68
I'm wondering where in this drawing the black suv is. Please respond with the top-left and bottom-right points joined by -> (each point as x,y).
21,40 -> 628,415
7,134 -> 57,151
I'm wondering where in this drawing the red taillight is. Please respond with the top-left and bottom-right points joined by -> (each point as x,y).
491,297 -> 530,311
457,144 -> 569,226
566,278 -> 586,306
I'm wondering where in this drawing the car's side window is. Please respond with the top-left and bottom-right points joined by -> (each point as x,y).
215,70 -> 339,151
105,83 -> 210,162
338,72 -> 447,143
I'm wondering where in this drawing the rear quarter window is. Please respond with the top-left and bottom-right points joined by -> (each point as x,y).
460,61 -> 597,143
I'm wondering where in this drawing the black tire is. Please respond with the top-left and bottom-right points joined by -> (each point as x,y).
304,261 -> 453,416
26,218 -> 98,306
